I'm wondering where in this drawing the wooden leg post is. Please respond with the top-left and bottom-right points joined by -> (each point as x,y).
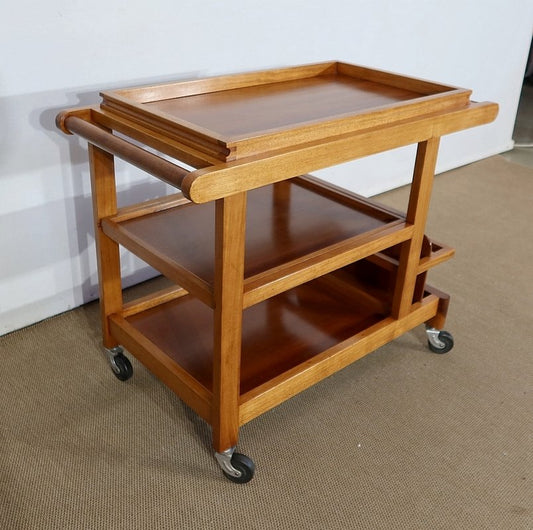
212,192 -> 247,452
392,137 -> 440,320
88,144 -> 123,348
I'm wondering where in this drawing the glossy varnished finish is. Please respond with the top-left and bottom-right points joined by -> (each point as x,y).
88,144 -> 122,348
392,138 -> 440,319
100,61 -> 473,161
109,178 -> 397,285
144,76 -> 424,138
56,61 -> 498,464
211,193 -> 247,451
126,272 -> 385,395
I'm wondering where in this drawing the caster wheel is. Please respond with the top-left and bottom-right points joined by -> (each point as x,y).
110,353 -> 133,381
427,330 -> 454,354
222,453 -> 255,484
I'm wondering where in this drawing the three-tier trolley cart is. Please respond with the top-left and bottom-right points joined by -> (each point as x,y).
57,61 -> 497,482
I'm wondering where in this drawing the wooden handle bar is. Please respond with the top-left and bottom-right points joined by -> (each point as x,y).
64,116 -> 190,190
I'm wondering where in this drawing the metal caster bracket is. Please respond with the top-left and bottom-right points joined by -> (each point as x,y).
105,346 -> 124,372
214,447 -> 242,479
425,326 -> 446,350
104,346 -> 133,381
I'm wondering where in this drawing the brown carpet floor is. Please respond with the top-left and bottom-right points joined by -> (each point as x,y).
1,156 -> 532,529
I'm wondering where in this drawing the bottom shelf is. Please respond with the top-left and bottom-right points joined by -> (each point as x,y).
124,274 -> 386,395
110,256 -> 445,425
111,271 -> 442,424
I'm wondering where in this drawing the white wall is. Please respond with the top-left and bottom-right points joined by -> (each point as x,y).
1,0 -> 532,335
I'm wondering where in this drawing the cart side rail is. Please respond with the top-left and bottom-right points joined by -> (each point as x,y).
57,101 -> 497,204
182,101 -> 498,203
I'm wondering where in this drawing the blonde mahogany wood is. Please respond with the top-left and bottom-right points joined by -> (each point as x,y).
56,62 -> 498,459
294,174 -> 407,219
88,144 -> 122,348
110,62 -> 339,103
242,222 -> 413,309
239,294 -> 440,425
64,116 -> 190,190
212,193 -> 247,452
101,217 -> 215,308
391,138 -> 440,319
106,61 -> 460,105
142,76 -> 439,139
417,243 -> 455,274
58,100 -> 497,201
101,179 -> 406,309
108,313 -> 212,423
109,192 -> 190,224
183,101 -> 497,203
94,106 -> 219,168
424,285 -> 450,330
117,274 -> 438,426
124,271 -> 388,396
101,61 -> 472,161
121,285 -> 189,318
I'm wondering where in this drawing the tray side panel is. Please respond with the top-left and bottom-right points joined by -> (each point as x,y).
337,62 -> 465,95
104,61 -> 339,103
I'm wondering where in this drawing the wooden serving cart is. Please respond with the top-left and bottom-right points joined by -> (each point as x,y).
57,61 -> 497,482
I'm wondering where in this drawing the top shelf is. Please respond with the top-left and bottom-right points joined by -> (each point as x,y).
100,61 -> 472,161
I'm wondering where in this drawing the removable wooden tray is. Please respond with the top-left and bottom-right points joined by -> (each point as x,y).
100,61 -> 471,161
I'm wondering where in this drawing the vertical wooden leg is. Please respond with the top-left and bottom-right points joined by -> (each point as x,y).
391,137 -> 440,319
272,180 -> 292,251
212,192 -> 247,452
88,144 -> 123,348
424,285 -> 450,330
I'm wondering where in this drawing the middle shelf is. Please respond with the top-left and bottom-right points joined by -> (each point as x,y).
102,175 -> 415,308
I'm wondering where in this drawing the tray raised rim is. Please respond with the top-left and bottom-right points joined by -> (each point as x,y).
99,61 -> 472,161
